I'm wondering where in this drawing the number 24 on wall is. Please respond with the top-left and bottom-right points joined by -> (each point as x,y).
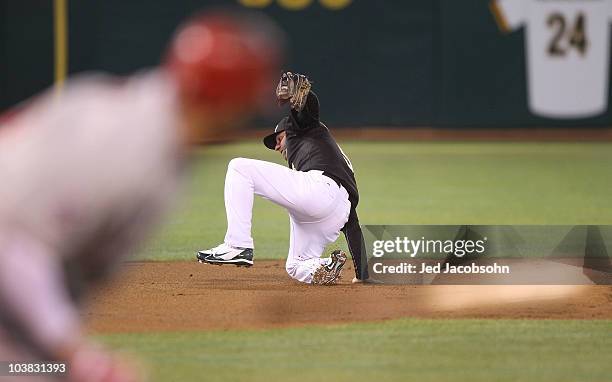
239,0 -> 352,11
547,13 -> 589,56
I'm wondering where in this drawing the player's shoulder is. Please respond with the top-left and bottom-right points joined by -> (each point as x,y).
61,72 -> 128,100
314,121 -> 335,139
65,70 -> 172,103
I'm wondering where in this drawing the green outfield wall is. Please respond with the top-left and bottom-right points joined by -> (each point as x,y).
2,0 -> 611,127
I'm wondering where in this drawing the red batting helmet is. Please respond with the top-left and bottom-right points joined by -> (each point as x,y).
166,10 -> 283,111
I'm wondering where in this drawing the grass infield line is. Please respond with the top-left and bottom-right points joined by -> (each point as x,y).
98,318 -> 612,382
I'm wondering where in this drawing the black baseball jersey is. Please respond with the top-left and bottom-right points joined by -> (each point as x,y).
282,91 -> 369,280
284,92 -> 358,209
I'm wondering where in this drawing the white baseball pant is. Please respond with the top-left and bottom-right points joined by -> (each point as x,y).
222,157 -> 351,283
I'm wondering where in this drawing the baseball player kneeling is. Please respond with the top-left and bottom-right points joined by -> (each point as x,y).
197,72 -> 375,285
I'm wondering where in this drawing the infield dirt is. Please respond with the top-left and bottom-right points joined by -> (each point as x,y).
85,261 -> 612,333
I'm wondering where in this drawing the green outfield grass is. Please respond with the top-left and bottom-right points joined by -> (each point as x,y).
100,319 -> 612,382
141,141 -> 612,261
113,141 -> 612,382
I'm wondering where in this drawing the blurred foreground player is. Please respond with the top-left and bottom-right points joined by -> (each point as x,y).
0,11 -> 281,382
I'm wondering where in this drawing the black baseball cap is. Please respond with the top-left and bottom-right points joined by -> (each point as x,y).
263,116 -> 291,150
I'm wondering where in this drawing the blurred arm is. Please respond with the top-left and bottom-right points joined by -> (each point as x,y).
0,234 -> 82,360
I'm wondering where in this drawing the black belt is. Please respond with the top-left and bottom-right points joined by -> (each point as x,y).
322,171 -> 342,188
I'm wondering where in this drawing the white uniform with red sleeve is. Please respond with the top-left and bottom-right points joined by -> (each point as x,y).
0,69 -> 183,368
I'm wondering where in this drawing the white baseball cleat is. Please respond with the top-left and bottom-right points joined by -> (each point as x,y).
196,243 -> 254,267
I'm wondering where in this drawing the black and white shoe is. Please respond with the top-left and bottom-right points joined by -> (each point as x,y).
196,243 -> 254,267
